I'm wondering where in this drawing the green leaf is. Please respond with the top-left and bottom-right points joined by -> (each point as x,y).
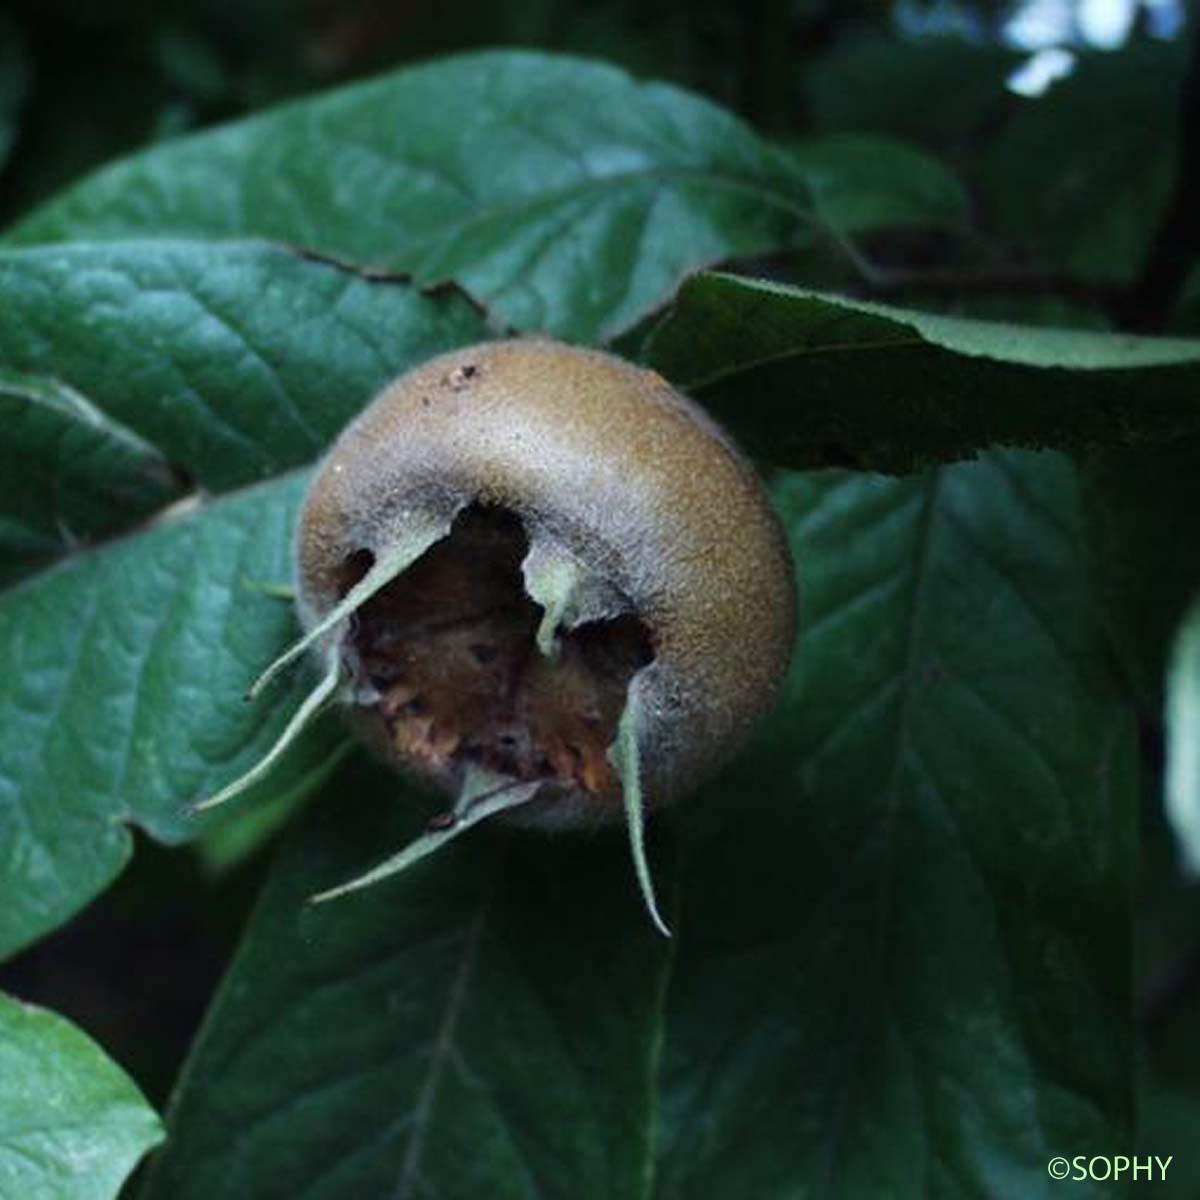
1137,788 -> 1200,1199
1,55 -> 981,345
787,134 -> 968,236
143,757 -> 669,1200
0,241 -> 490,957
0,991 -> 163,1199
641,272 -> 1200,473
0,240 -> 488,501
0,372 -> 183,588
0,473 -> 336,961
1166,595 -> 1200,874
664,452 -> 1134,1197
4,51 -> 821,341
143,450 -> 1134,1199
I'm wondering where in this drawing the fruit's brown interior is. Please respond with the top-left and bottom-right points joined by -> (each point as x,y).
338,505 -> 653,797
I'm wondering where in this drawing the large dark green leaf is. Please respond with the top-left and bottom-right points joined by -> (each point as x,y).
141,755 -> 669,1200
787,134 -> 967,236
142,450 -> 1135,1199
0,240 -> 489,958
641,272 -> 1200,472
0,472 -> 336,961
0,991 -> 163,1198
2,52 -> 813,341
1137,792 -> 1200,1200
0,237 -> 486,588
3,52 -> 971,343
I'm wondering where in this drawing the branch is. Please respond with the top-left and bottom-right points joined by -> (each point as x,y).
824,222 -> 1123,313
845,263 -> 1122,310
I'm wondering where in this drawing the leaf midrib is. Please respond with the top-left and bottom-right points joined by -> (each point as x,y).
817,471 -> 942,1196
393,894 -> 490,1200
683,335 -> 928,392
386,163 -> 813,257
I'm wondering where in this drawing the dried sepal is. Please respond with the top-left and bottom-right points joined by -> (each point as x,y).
190,650 -> 344,814
611,686 -> 671,937
309,768 -> 543,903
248,519 -> 450,701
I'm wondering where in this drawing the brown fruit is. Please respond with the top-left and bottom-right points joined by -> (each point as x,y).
199,338 -> 796,933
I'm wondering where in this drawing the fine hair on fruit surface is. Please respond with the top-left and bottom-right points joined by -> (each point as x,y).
195,337 -> 796,934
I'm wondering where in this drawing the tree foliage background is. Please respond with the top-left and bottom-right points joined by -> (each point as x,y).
1,0 -> 1199,1196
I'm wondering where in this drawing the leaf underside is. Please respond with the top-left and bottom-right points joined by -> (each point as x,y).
642,272 -> 1200,474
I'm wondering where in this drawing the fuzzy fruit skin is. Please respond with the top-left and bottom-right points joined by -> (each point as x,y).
297,338 -> 795,828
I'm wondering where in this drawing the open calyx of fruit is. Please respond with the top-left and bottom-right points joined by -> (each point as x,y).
196,339 -> 796,935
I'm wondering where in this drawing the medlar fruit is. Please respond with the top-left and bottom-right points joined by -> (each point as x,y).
199,338 -> 795,934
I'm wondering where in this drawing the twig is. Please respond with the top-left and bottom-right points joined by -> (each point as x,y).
845,262 -> 1122,310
